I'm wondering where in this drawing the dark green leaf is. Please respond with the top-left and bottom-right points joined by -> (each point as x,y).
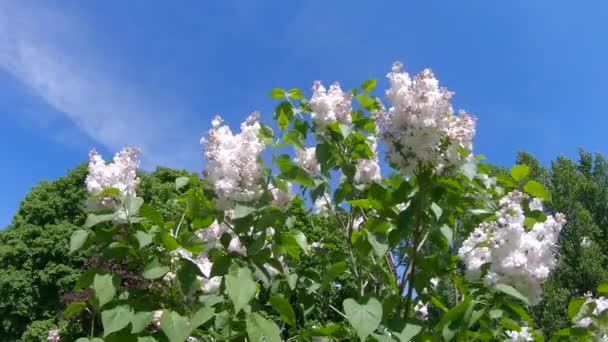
142,257 -> 170,280
140,204 -> 164,226
322,261 -> 347,287
63,301 -> 87,319
269,295 -> 296,327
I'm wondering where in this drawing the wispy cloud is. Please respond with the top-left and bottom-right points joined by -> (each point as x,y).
0,0 -> 201,170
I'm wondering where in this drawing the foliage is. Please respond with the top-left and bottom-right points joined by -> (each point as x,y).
60,63 -> 573,342
7,63 -> 608,341
509,151 -> 608,336
0,166 -> 189,341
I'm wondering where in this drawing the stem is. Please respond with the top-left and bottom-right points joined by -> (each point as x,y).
89,308 -> 95,338
328,304 -> 348,319
173,212 -> 186,238
401,170 -> 431,319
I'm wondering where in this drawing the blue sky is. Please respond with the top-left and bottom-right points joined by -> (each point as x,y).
1,0 -> 607,227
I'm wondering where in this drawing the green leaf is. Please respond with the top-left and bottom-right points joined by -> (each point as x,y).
140,204 -> 164,226
268,88 -> 286,99
63,301 -> 87,319
91,187 -> 121,199
225,265 -> 257,313
160,232 -> 179,251
322,261 -> 347,287
233,205 -> 256,219
366,230 -> 388,258
495,283 -> 530,305
568,298 -> 586,319
440,225 -> 453,244
343,297 -> 382,340
523,180 -> 550,200
125,196 -> 144,216
269,295 -> 296,327
287,88 -> 304,99
138,338 -> 157,342
134,231 -> 152,249
94,274 -> 118,308
160,311 -> 191,342
191,306 -> 214,328
69,229 -> 90,254
395,323 -> 422,342
246,312 -> 282,342
278,112 -> 289,130
84,213 -> 115,228
430,202 -> 443,221
290,229 -> 309,255
142,257 -> 170,280
356,93 -> 377,111
175,177 -> 189,191
282,230 -> 308,260
102,305 -> 133,337
349,199 -> 372,210
435,297 -> 471,341
510,165 -> 530,182
598,283 -> 608,294
303,323 -> 346,338
362,78 -> 378,92
131,311 -> 154,333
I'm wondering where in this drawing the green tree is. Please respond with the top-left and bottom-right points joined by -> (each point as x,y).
0,164 -> 190,341
513,150 -> 608,336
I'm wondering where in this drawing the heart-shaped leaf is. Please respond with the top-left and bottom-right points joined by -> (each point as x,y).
343,297 -> 382,340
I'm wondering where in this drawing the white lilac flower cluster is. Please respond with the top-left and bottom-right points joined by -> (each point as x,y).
573,292 -> 608,336
166,218 -> 243,293
47,329 -> 60,342
354,137 -> 381,184
374,62 -> 476,175
313,194 -> 332,216
414,301 -> 429,320
168,217 -> 283,293
86,147 -> 141,207
270,182 -> 293,211
202,113 -> 266,209
458,191 -> 566,304
294,147 -> 320,176
505,327 -> 534,341
309,81 -> 352,128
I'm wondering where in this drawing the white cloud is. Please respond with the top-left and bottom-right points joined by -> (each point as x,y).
0,0 -> 201,170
